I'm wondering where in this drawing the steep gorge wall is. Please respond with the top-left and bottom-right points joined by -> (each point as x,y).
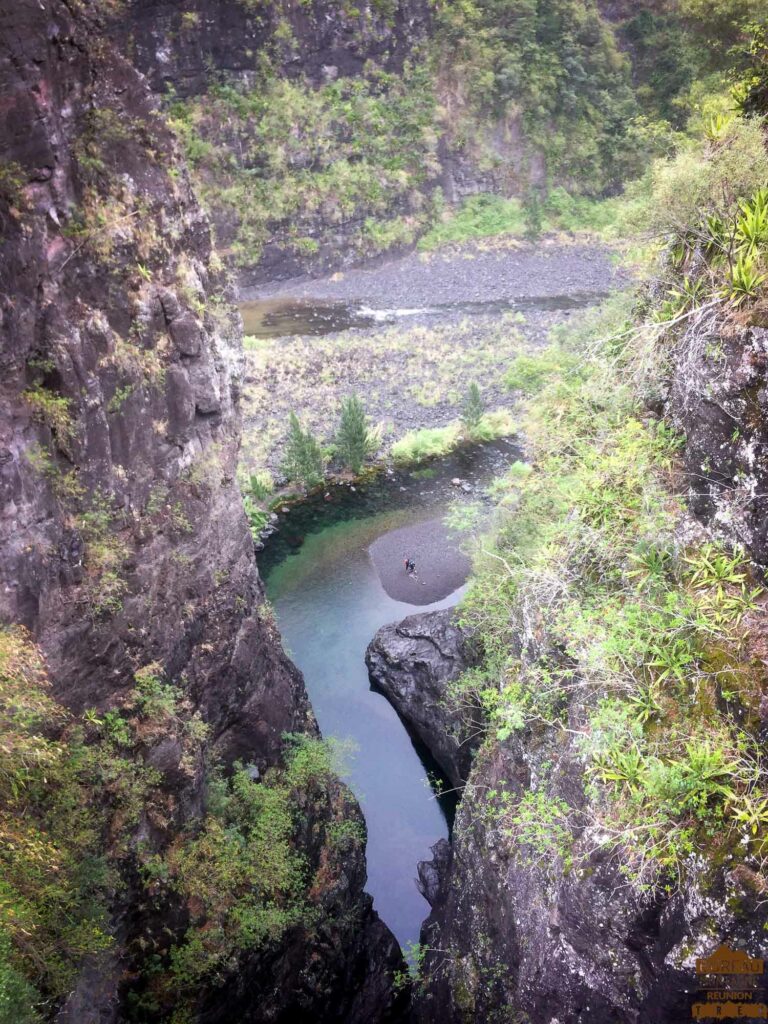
109,0 -> 657,286
361,263 -> 768,1019
0,1 -> 404,1019
118,0 -> 430,96
373,611 -> 768,1024
111,0 -> 436,285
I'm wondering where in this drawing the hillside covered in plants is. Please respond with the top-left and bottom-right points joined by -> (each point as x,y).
115,0 -> 768,281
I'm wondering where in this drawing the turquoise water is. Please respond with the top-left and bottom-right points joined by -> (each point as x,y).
265,508 -> 462,951
260,441 -> 521,950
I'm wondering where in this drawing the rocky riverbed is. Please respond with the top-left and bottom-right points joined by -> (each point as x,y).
239,239 -> 624,478
242,237 -> 622,307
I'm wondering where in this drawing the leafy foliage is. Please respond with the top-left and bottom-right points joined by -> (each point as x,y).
434,0 -> 666,194
168,63 -> 439,268
0,630 -> 178,1016
133,736 -> 341,1016
419,194 -> 526,250
458,283 -> 767,889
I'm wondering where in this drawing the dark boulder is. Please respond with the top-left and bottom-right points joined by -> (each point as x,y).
366,609 -> 481,788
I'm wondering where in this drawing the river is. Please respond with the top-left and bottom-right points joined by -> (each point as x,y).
259,442 -> 519,951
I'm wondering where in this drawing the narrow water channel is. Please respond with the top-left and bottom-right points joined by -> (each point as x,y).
240,292 -> 608,339
259,442 -> 519,951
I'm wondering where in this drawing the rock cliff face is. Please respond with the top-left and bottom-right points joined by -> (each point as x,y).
118,0 -> 430,96
668,314 -> 768,565
109,0 -> 435,285
369,611 -> 768,1024
414,739 -> 768,1024
0,1 -> 403,1019
366,610 -> 480,789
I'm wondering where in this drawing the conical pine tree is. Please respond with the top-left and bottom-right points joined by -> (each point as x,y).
336,394 -> 376,474
461,382 -> 485,437
282,412 -> 325,488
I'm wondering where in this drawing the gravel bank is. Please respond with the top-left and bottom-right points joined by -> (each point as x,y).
243,237 -> 624,307
369,518 -> 471,604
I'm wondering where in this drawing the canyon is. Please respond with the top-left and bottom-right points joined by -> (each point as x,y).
1,1 -> 767,1023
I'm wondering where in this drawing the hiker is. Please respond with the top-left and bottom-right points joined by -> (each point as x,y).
403,556 -> 416,575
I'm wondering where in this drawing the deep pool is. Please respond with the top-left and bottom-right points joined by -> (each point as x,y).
259,442 -> 520,951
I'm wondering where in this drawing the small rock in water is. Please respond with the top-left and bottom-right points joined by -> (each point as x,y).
281,506 -> 290,513
451,477 -> 462,487
461,483 -> 473,493
350,485 -> 356,492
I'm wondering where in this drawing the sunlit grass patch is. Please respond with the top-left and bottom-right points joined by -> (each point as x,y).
391,408 -> 516,465
391,423 -> 461,465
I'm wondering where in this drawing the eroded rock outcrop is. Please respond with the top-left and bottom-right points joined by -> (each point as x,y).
0,1 -> 404,1019
365,609 -> 480,788
668,313 -> 768,566
369,607 -> 768,1023
117,0 -> 430,96
413,735 -> 768,1024
399,724 -> 768,1024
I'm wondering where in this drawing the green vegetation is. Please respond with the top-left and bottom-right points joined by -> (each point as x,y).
165,0 -> 767,271
419,195 -> 526,250
282,412 -> 326,489
335,394 -> 378,474
433,0 -> 669,196
616,117 -> 768,319
132,736 -> 343,1019
23,385 -> 75,451
0,626 -> 348,1023
164,763 -> 309,991
241,471 -> 275,540
241,315 -> 526,479
0,160 -> 27,212
419,186 -> 631,250
246,471 -> 275,503
168,62 -> 439,268
461,383 -> 486,437
392,409 -> 515,465
391,423 -> 462,466
0,629 -> 183,1019
455,251 -> 767,887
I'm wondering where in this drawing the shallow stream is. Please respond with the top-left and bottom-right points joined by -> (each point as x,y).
259,441 -> 520,951
240,292 -> 607,339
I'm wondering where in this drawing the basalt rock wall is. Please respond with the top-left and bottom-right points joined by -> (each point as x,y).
366,609 -> 481,789
668,314 -> 768,566
369,610 -> 768,1024
0,1 -> 403,1019
117,0 -> 430,96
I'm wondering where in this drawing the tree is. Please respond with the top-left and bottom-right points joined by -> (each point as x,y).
461,382 -> 485,437
335,394 -> 376,474
282,412 -> 325,488
523,188 -> 543,241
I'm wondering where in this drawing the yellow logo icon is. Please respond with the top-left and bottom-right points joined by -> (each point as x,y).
696,947 -> 765,977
